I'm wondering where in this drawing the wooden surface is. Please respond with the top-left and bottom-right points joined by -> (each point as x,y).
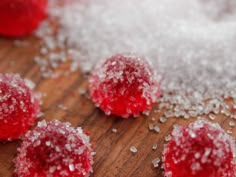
0,36 -> 235,177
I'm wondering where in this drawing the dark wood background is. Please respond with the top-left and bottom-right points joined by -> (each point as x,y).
0,36 -> 235,177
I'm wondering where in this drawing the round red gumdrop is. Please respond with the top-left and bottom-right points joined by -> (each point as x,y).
0,0 -> 47,37
14,120 -> 94,177
0,74 -> 40,141
89,54 -> 161,118
163,119 -> 236,177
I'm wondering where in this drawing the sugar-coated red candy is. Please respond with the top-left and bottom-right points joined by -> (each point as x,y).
89,54 -> 161,118
0,0 -> 47,37
0,74 -> 40,141
14,120 -> 94,177
163,120 -> 236,177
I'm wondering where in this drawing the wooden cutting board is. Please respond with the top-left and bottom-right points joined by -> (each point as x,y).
0,37 -> 235,177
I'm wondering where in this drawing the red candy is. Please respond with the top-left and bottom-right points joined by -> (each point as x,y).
14,120 -> 94,177
89,54 -> 161,118
0,74 -> 40,141
163,120 -> 236,177
0,0 -> 47,37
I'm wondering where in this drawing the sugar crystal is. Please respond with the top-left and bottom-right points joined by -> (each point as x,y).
229,121 -> 235,127
152,157 -> 161,168
130,146 -> 138,154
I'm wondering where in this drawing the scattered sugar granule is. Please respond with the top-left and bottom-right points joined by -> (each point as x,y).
163,119 -> 236,177
14,120 -> 94,177
165,135 -> 172,142
148,123 -> 154,131
0,74 -> 40,141
57,104 -> 67,110
159,116 -> 167,123
152,143 -> 158,150
153,125 -> 160,133
229,121 -> 235,127
0,0 -> 47,37
88,54 -> 161,118
78,89 -> 87,96
152,157 -> 161,168
111,128 -> 117,133
151,117 -> 156,121
130,146 -> 138,154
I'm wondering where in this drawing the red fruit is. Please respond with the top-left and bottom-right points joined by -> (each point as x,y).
0,74 -> 40,141
14,120 -> 94,177
0,0 -> 47,37
163,120 -> 236,177
89,54 -> 161,118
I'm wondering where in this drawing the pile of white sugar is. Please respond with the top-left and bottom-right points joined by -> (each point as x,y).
35,0 -> 236,119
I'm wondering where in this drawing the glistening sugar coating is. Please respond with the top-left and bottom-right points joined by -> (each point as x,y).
14,120 -> 94,177
0,74 -> 40,141
88,54 -> 161,118
163,120 -> 236,177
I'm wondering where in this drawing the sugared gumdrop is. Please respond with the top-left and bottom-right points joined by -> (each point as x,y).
0,0 -> 47,37
89,54 -> 161,118
14,120 -> 94,177
0,73 -> 40,141
163,119 -> 236,177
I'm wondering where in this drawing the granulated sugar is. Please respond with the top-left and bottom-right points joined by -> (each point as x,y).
35,0 -> 236,118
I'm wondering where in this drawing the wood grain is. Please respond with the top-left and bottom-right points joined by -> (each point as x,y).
0,36 -> 235,177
